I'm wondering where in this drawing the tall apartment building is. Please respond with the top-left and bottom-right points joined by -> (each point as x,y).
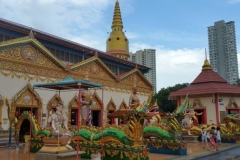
129,49 -> 157,93
208,20 -> 239,84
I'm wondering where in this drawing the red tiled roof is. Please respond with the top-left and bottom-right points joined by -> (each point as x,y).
192,70 -> 227,84
169,69 -> 240,98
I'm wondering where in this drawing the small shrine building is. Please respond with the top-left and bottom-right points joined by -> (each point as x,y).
169,56 -> 240,125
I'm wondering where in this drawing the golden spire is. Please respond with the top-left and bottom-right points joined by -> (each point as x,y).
202,48 -> 212,70
106,0 -> 129,60
111,0 -> 123,31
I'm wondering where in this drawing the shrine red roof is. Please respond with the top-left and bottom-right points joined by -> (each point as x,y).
169,67 -> 240,98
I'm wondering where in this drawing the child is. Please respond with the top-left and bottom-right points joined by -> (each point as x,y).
216,127 -> 221,151
208,127 -> 216,151
201,127 -> 210,150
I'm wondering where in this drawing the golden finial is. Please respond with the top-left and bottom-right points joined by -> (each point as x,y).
202,48 -> 212,70
28,28 -> 35,39
95,51 -> 98,57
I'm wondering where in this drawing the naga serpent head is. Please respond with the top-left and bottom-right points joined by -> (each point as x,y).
133,101 -> 159,118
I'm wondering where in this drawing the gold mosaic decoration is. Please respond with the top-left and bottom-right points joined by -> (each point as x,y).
119,99 -> 128,109
11,82 -> 43,125
0,35 -> 153,96
226,98 -> 239,109
107,97 -> 117,112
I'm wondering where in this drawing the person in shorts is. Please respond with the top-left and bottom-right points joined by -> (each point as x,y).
215,127 -> 221,151
201,127 -> 210,150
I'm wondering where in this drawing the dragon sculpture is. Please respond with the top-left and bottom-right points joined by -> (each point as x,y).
173,96 -> 239,142
8,97 -> 184,159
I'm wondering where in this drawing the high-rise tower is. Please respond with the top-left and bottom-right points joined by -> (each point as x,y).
129,49 -> 157,93
106,0 -> 129,60
208,20 -> 239,84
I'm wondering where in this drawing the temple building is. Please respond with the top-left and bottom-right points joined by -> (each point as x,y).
0,0 -> 153,136
169,53 -> 240,125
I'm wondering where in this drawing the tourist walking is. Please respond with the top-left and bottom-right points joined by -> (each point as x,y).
216,127 -> 221,151
209,127 -> 217,151
201,127 -> 210,150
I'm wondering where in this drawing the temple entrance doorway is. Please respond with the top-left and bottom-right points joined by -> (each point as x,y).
194,109 -> 206,125
92,110 -> 100,127
19,119 -> 30,142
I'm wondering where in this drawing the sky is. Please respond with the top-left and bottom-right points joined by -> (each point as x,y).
0,0 -> 240,92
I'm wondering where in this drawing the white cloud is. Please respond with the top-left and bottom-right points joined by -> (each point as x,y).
227,0 -> 240,4
1,0 -> 238,93
130,43 -> 205,91
0,0 -> 113,44
156,48 -> 205,90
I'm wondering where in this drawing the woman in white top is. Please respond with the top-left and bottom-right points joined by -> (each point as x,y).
201,127 -> 210,150
216,127 -> 221,151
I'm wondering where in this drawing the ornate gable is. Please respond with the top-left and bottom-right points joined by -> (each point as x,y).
119,99 -> 128,110
12,81 -> 42,106
91,91 -> 103,110
47,93 -> 63,111
0,36 -> 67,82
120,69 -> 153,93
68,94 -> 78,108
107,97 -> 116,112
70,57 -> 116,83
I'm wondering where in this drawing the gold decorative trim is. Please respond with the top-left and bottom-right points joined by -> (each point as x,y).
119,99 -> 128,109
71,57 -> 116,80
226,98 -> 239,109
91,91 -> 103,110
192,98 -> 205,109
107,97 -> 116,112
0,36 -> 153,96
11,82 -> 43,125
0,36 -> 66,69
47,93 -> 62,112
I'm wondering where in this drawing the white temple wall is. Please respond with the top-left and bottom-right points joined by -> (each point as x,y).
0,75 -> 149,130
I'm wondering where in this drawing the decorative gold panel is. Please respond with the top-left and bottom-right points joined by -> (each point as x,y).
192,98 -> 205,109
119,99 -> 128,109
11,82 -> 42,125
91,91 -> 103,110
107,98 -> 116,112
0,37 -> 153,96
226,98 -> 239,109
47,93 -> 63,112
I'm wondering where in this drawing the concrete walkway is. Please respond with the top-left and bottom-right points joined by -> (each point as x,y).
149,142 -> 240,160
0,142 -> 239,160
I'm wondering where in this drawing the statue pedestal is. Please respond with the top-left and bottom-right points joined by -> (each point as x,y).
183,135 -> 199,143
91,153 -> 101,160
35,151 -> 85,160
38,145 -> 73,153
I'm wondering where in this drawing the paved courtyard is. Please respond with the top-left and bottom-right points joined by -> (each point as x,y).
0,142 -> 240,160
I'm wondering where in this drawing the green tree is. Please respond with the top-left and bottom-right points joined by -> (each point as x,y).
234,78 -> 240,86
153,83 -> 189,113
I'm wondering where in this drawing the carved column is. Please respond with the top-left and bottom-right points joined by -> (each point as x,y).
0,95 -> 4,130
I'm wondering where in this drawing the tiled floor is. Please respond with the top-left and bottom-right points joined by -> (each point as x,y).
0,142 -> 240,160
